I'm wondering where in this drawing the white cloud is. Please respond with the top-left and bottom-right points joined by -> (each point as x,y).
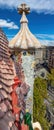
35,33 -> 54,46
0,19 -> 19,29
36,34 -> 54,40
39,39 -> 54,46
0,0 -> 54,14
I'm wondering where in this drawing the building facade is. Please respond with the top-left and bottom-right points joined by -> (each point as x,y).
48,46 -> 54,69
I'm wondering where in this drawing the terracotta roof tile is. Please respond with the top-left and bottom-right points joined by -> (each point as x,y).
0,102 -> 7,112
0,28 -> 17,130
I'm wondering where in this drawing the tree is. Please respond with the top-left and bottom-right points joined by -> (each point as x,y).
33,77 -> 49,130
47,69 -> 54,87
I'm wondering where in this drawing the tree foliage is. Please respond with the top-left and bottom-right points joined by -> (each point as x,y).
47,69 -> 54,87
33,77 -> 49,130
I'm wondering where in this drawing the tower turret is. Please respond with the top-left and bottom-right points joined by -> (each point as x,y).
9,3 -> 41,117
9,3 -> 41,50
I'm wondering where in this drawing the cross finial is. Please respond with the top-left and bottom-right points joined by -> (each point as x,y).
17,3 -> 30,15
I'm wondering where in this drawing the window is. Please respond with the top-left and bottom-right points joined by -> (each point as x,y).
23,51 -> 27,56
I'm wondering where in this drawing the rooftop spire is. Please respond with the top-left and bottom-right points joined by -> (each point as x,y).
9,3 -> 41,49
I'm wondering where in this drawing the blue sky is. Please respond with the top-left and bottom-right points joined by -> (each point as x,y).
0,0 -> 54,46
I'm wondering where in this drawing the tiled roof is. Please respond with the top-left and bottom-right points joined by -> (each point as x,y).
0,28 -> 30,129
0,28 -> 17,130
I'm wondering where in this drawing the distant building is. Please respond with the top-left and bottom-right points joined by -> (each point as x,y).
48,46 -> 54,69
35,46 -> 49,65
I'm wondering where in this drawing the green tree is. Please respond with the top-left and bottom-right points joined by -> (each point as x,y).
51,100 -> 54,107
33,77 -> 49,130
47,69 -> 54,87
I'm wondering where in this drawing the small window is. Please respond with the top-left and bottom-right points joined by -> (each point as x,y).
23,51 -> 27,56
10,54 -> 15,61
41,72 -> 45,77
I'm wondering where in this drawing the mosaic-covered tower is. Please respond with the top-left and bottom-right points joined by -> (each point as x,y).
9,3 -> 41,116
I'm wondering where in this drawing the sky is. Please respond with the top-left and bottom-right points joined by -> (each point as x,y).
0,0 -> 54,46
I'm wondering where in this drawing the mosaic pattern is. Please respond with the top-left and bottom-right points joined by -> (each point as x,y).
12,52 -> 30,114
21,52 -> 35,115
13,51 -> 35,115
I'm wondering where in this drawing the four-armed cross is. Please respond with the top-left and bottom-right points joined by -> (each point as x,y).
17,3 -> 30,14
